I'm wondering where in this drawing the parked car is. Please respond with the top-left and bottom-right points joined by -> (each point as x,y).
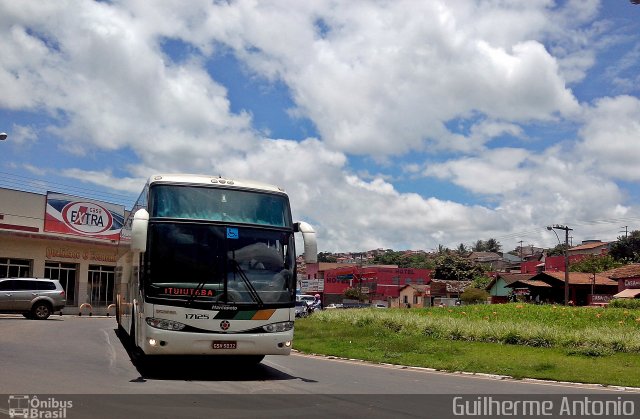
0,278 -> 66,320
294,300 -> 310,318
296,294 -> 316,305
374,303 -> 387,309
325,303 -> 344,309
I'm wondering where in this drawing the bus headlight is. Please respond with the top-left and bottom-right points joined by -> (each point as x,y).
146,317 -> 186,331
262,321 -> 294,333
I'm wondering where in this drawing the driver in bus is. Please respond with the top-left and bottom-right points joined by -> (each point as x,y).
227,243 -> 290,302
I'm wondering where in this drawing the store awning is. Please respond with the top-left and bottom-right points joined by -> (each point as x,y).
613,288 -> 640,299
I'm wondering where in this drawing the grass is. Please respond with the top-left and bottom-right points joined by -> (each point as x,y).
292,304 -> 640,387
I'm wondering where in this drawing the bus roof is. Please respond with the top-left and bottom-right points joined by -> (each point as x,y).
147,174 -> 286,194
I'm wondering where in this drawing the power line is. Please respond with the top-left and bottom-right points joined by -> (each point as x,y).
0,171 -> 138,207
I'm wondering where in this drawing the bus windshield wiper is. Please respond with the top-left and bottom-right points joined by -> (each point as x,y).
230,261 -> 264,307
185,279 -> 208,307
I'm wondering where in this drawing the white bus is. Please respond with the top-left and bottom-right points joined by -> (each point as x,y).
116,174 -> 317,364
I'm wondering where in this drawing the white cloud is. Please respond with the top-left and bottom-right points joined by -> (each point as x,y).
1,0 -> 639,254
8,124 -> 37,147
424,148 -> 531,195
176,0 -> 582,156
577,95 -> 640,181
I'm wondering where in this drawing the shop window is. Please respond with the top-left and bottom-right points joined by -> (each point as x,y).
0,258 -> 32,278
45,262 -> 77,306
88,265 -> 115,307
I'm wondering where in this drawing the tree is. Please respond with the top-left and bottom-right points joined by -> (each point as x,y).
372,251 -> 435,269
456,243 -> 469,256
570,254 -> 622,273
472,240 -> 485,252
609,230 -> 640,263
460,287 -> 490,304
343,287 -> 365,302
471,275 -> 492,290
484,238 -> 501,253
317,252 -> 337,263
433,254 -> 485,281
547,243 -> 568,257
471,238 -> 502,253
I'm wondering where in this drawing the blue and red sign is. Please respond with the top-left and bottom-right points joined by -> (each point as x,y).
44,192 -> 124,240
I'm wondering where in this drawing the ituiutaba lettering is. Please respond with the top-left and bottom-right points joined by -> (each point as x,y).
164,288 -> 216,297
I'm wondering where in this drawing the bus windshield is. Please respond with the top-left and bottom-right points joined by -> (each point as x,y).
149,184 -> 292,228
144,223 -> 295,307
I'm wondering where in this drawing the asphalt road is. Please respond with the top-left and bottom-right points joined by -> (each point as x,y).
1,315 -> 638,418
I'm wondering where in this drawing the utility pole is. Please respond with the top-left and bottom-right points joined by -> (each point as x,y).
620,226 -> 629,238
547,224 -> 573,305
518,240 -> 524,261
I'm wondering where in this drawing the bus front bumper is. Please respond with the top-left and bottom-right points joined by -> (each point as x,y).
140,325 -> 294,356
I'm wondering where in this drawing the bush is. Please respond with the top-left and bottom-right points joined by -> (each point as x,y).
343,287 -> 366,301
608,299 -> 640,309
460,287 -> 489,304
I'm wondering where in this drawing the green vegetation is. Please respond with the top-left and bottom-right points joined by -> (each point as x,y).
570,254 -> 623,273
433,254 -> 485,281
343,287 -> 366,301
293,304 -> 640,387
460,287 -> 489,304
609,299 -> 640,309
609,230 -> 640,263
371,251 -> 435,269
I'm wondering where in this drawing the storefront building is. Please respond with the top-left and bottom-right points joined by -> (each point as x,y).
322,266 -> 433,305
0,187 -> 127,315
609,264 -> 640,299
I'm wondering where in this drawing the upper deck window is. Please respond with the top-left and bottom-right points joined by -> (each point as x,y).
149,185 -> 291,228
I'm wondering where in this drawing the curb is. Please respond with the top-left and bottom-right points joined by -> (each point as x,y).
291,349 -> 640,393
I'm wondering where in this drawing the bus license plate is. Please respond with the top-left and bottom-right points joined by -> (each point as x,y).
212,341 -> 237,350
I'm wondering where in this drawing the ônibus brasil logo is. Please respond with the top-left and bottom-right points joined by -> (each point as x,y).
61,202 -> 113,234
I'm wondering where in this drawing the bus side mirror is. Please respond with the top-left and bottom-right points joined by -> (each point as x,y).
295,221 -> 317,264
131,208 -> 149,253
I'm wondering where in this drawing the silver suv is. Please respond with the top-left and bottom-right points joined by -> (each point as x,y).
0,278 -> 66,320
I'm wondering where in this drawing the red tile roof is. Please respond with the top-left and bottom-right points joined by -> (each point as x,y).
543,271 -> 617,285
568,242 -> 609,251
606,264 -> 640,279
514,279 -> 552,288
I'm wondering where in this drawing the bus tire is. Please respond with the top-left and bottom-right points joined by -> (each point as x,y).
130,308 -> 140,353
115,295 -> 125,334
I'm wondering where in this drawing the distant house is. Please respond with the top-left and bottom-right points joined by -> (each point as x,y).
468,252 -> 507,271
485,273 -> 537,303
501,253 -> 524,272
394,284 -> 430,308
567,241 -> 610,258
430,279 -> 471,299
506,271 -> 617,305
607,263 -> 640,299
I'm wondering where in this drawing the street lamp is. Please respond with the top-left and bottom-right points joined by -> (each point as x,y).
547,224 -> 573,305
0,132 -> 7,141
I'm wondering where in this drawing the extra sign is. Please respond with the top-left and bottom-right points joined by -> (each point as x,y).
44,192 -> 125,240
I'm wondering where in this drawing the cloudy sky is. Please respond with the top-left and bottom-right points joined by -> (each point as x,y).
1,0 -> 639,254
